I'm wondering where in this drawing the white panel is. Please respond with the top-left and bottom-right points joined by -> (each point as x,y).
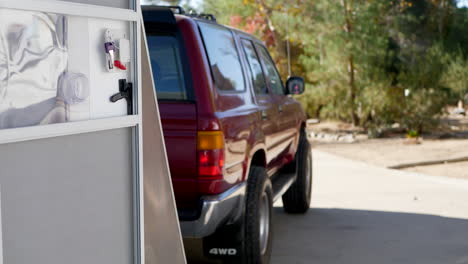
68,16 -> 92,122
88,18 -> 130,118
68,16 -> 131,119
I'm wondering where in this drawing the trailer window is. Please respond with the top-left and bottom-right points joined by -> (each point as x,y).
0,11 -> 90,130
147,35 -> 187,100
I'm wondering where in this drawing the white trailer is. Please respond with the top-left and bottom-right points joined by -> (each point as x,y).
0,0 -> 186,263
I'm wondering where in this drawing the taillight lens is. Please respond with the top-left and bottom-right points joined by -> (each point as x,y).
198,149 -> 224,178
197,131 -> 224,180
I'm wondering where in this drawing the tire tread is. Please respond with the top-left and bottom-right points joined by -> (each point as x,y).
244,165 -> 272,264
282,129 -> 312,214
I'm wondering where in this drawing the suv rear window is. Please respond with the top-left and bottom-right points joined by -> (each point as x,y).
198,22 -> 245,92
147,35 -> 187,100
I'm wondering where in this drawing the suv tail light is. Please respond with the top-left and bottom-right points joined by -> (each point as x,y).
197,131 -> 224,180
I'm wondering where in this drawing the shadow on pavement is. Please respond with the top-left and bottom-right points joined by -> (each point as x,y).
272,207 -> 468,264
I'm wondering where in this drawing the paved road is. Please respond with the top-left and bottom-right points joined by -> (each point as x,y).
271,150 -> 468,264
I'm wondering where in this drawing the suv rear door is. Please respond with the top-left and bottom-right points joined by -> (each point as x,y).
241,39 -> 281,169
255,44 -> 296,164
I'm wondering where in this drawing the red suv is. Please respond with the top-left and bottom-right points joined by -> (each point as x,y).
143,6 -> 312,263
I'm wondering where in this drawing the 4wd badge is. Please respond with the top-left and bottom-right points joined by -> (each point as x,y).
208,248 -> 238,256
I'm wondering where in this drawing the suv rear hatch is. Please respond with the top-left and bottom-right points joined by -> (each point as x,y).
143,9 -> 199,218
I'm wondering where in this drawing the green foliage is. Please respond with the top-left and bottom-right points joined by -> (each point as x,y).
402,88 -> 449,133
407,130 -> 419,138
441,50 -> 468,103
395,45 -> 449,132
202,0 -> 468,133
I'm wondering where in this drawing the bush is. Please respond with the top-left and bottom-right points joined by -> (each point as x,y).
441,51 -> 468,104
400,88 -> 448,133
395,45 -> 450,133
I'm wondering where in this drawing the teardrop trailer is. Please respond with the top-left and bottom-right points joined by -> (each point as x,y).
0,0 -> 185,263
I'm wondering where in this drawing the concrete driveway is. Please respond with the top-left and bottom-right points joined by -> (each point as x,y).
271,150 -> 468,264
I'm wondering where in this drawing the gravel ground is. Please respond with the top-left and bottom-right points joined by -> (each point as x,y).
314,138 -> 468,179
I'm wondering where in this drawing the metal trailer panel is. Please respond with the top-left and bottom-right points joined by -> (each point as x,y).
0,128 -> 134,264
141,22 -> 187,264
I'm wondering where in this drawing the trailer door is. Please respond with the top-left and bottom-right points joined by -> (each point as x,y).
0,1 -> 185,263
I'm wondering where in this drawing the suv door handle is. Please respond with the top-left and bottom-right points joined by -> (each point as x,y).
261,110 -> 268,120
278,105 -> 283,113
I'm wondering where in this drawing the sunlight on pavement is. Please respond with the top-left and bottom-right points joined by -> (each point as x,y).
271,150 -> 468,264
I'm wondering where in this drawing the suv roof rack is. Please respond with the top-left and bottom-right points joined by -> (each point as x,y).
145,5 -> 217,23
162,5 -> 186,14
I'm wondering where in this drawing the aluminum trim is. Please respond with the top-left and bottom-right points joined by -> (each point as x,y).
0,116 -> 139,145
0,0 -> 138,21
134,16 -> 144,264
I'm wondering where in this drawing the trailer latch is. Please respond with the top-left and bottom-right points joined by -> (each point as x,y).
110,79 -> 133,115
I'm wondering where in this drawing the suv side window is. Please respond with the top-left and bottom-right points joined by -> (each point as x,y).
198,22 -> 245,92
241,39 -> 267,94
255,44 -> 284,95
147,35 -> 187,100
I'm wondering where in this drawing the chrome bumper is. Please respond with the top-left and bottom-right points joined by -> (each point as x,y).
180,182 -> 246,238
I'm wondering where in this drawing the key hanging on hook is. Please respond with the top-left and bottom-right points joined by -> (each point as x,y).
104,42 -> 116,71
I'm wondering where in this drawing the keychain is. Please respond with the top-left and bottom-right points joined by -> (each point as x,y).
104,41 -> 116,71
104,29 -> 116,71
104,29 -> 127,72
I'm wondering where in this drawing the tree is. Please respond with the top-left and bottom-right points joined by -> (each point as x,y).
202,0 -> 468,133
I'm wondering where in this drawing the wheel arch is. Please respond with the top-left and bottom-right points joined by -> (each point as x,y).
243,146 -> 267,182
251,149 -> 267,168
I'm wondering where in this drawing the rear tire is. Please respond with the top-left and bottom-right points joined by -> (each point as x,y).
243,165 -> 273,264
282,129 -> 312,214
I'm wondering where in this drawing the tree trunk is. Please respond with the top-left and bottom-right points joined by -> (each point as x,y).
348,55 -> 359,126
342,0 -> 359,126
315,105 -> 324,119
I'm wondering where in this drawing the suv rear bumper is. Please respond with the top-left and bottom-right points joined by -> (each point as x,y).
180,182 -> 246,238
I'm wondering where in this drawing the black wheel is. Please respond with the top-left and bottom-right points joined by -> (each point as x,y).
244,165 -> 273,264
282,128 -> 312,214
